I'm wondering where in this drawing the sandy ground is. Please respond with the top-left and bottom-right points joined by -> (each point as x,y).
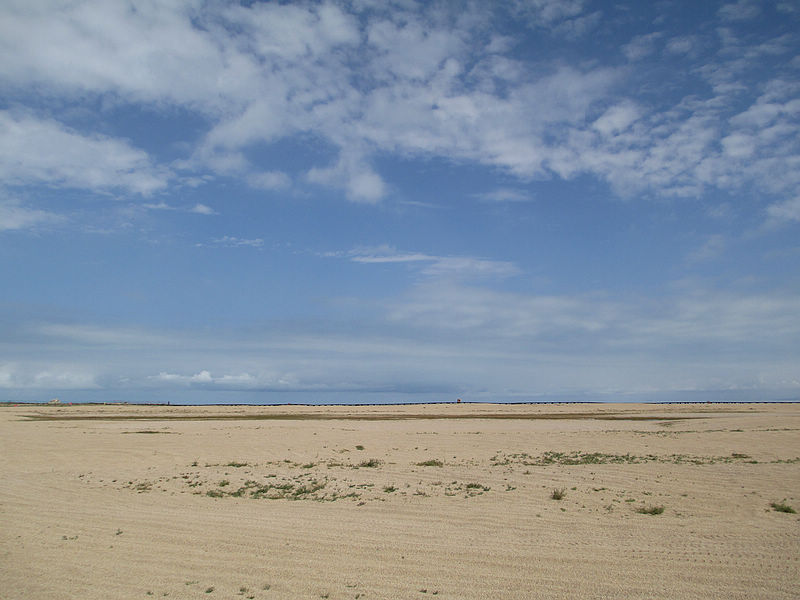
1,402 -> 798,599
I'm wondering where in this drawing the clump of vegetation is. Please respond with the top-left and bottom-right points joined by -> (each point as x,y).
383,485 -> 397,493
206,489 -> 224,498
770,501 -> 796,514
636,505 -> 664,515
218,480 -> 230,487
355,445 -> 364,450
550,488 -> 566,500
357,458 -> 382,468
124,430 -> 172,434
226,461 -> 249,467
416,459 -> 444,467
466,483 -> 490,491
491,450 -> 773,467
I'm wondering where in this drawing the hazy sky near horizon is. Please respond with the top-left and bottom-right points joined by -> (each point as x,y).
1,0 -> 799,403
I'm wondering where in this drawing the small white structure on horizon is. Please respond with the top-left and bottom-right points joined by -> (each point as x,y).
48,398 -> 60,404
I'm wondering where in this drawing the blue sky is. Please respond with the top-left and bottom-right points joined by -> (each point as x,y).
1,0 -> 799,404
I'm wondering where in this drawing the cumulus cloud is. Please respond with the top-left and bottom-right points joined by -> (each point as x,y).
0,0 -> 800,210
0,111 -> 167,194
307,154 -> 387,204
0,2 -> 797,214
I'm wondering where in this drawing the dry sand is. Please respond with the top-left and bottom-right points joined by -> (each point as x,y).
1,402 -> 798,599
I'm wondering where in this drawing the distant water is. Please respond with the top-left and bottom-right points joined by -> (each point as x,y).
3,388 -> 798,405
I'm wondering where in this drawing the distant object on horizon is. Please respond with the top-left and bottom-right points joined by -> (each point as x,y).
48,398 -> 59,404
457,398 -> 461,403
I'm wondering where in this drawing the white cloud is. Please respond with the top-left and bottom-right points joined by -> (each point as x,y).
0,1 -> 796,212
665,35 -> 696,55
513,0 -> 586,27
623,32 -> 662,61
38,323 -> 174,347
718,0 -> 762,21
476,188 -> 534,203
190,203 -> 215,215
0,1 -> 242,111
5,289 -> 799,398
0,362 -> 98,389
342,247 -> 520,280
142,201 -> 217,215
207,236 -> 264,248
388,280 -> 800,352
592,101 -> 641,136
308,154 -> 387,204
767,197 -> 800,223
142,202 -> 173,211
0,111 -> 167,194
0,197 -> 61,231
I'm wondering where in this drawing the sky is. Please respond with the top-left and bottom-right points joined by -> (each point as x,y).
1,0 -> 799,404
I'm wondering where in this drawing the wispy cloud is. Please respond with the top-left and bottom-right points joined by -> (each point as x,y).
5,283 -> 799,397
0,197 -> 61,231
766,197 -> 800,223
337,246 -> 520,280
687,234 -> 727,263
247,171 -> 291,191
143,202 -> 216,215
204,236 -> 264,248
475,188 -> 534,203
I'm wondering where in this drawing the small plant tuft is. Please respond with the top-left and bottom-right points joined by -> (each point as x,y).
466,482 -> 490,491
357,458 -> 382,468
355,445 -> 364,450
637,505 -> 664,515
416,459 -> 443,467
550,488 -> 566,500
770,501 -> 796,513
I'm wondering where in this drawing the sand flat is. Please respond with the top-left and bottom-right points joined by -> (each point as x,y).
1,402 -> 798,599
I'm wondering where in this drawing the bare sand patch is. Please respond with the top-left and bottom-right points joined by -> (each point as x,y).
1,403 -> 798,599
